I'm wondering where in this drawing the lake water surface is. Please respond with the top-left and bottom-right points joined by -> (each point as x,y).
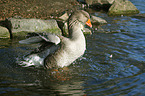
0,0 -> 145,95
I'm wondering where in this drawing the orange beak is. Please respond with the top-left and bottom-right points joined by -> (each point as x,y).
85,19 -> 92,28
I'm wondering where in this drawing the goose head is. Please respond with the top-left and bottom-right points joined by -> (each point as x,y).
68,10 -> 92,29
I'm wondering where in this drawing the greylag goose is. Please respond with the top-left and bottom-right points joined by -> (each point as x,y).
19,10 -> 92,69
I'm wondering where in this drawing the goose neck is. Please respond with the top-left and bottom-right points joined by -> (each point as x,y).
68,20 -> 84,39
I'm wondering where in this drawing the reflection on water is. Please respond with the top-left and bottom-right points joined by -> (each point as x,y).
0,49 -> 86,95
1,1 -> 145,95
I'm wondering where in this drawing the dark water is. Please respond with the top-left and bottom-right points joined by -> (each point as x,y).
0,0 -> 145,95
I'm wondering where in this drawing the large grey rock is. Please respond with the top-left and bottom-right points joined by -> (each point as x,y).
108,0 -> 139,16
8,18 -> 62,35
0,18 -> 62,38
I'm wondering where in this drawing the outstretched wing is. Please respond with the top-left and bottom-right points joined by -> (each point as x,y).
19,32 -> 60,45
18,33 -> 61,67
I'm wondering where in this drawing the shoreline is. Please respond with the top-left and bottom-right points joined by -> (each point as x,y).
0,0 -> 80,20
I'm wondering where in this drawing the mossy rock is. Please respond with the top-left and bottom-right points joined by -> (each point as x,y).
108,0 -> 139,16
9,18 -> 62,35
0,26 -> 9,38
0,18 -> 62,38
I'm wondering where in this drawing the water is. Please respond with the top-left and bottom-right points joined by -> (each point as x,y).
0,0 -> 145,95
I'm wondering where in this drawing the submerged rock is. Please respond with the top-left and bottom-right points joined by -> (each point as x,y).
131,13 -> 145,22
108,0 -> 139,16
132,13 -> 145,19
91,15 -> 107,24
83,28 -> 92,34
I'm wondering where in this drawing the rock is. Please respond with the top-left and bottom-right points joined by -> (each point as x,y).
78,0 -> 114,10
83,28 -> 92,34
8,18 -> 61,34
131,13 -> 145,22
57,12 -> 69,37
132,13 -> 145,19
91,15 -> 107,24
85,0 -> 93,6
59,12 -> 69,21
0,18 -> 62,38
108,0 -> 140,16
79,0 -> 114,5
92,0 -> 115,5
62,22 -> 69,37
0,26 -> 9,38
